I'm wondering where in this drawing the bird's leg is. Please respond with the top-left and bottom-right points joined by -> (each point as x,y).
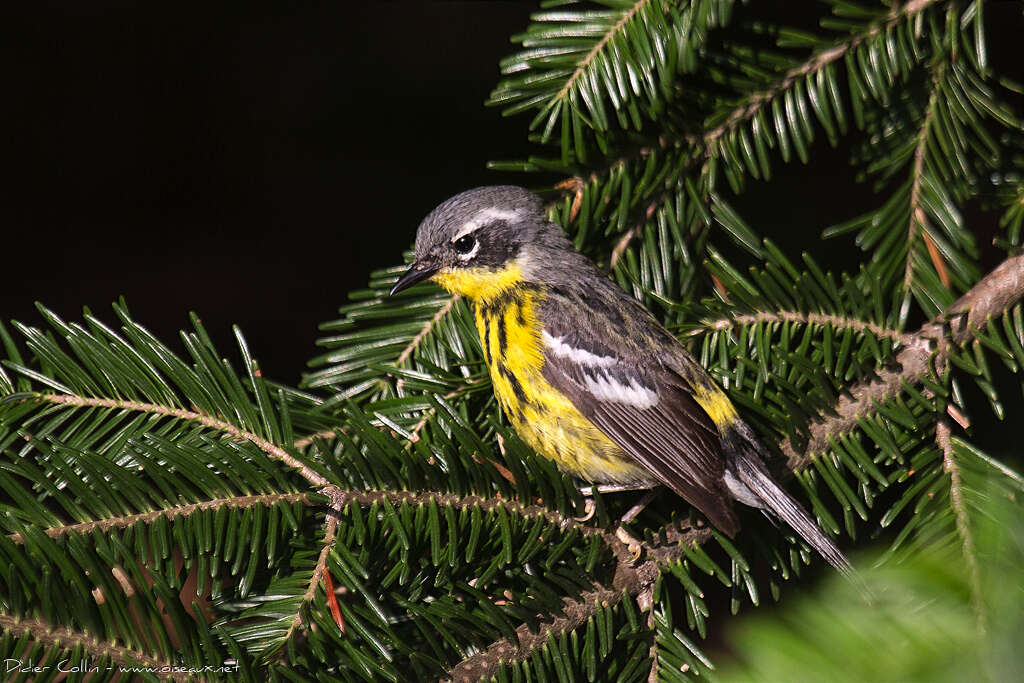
573,483 -> 652,522
615,488 -> 663,560
619,488 -> 662,525
573,485 -> 662,561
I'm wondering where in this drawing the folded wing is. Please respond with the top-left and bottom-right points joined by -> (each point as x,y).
538,306 -> 739,535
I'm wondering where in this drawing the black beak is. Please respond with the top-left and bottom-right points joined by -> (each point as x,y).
390,262 -> 439,295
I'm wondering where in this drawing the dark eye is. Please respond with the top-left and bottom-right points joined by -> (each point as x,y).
453,235 -> 476,255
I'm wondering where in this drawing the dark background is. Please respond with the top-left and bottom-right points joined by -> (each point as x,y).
3,1 -> 1022,385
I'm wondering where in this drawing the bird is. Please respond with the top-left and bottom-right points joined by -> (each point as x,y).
390,185 -> 851,575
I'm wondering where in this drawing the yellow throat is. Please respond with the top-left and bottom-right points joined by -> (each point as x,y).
431,262 -> 526,301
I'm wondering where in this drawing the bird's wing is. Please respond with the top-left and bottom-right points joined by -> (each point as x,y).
538,294 -> 738,534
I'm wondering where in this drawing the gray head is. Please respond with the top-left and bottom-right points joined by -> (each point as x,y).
390,186 -> 571,297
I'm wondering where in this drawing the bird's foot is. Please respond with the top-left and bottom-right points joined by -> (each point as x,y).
572,498 -> 596,522
615,526 -> 643,561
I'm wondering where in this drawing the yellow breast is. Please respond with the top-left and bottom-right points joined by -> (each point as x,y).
436,264 -> 648,486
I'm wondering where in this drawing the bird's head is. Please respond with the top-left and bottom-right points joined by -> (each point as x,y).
389,186 -> 556,301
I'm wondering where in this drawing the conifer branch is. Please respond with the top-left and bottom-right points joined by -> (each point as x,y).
6,492 -> 310,544
406,377 -> 488,444
697,310 -> 915,346
396,295 -> 459,367
645,606 -> 659,683
328,487 -> 625,549
293,428 -> 341,450
446,525 -> 712,681
286,508 -> 340,641
905,65 -> 946,289
0,612 -> 186,682
28,394 -> 329,487
592,0 -> 942,263
288,485 -> 637,647
694,0 -> 941,151
450,236 -> 1022,683
446,583 -> 623,683
552,0 -> 653,110
783,252 -> 1024,467
935,420 -> 987,637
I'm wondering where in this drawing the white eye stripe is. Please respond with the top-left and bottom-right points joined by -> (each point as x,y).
451,207 -> 522,243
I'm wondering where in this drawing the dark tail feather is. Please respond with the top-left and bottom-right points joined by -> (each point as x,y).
732,454 -> 854,579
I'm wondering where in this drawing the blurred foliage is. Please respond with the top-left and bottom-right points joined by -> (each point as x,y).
719,443 -> 1024,682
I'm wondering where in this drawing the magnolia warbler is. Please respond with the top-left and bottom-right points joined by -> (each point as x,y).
391,186 -> 849,574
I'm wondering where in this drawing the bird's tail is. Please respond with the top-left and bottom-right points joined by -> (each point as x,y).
725,433 -> 853,578
732,455 -> 852,576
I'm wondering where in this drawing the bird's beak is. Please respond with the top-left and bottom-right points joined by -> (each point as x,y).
390,261 -> 440,295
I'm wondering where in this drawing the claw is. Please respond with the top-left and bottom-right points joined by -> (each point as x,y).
573,498 -> 596,522
615,526 -> 643,561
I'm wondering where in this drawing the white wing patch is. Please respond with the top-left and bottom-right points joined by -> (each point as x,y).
542,330 -> 659,409
542,331 -> 617,368
452,207 -> 523,242
582,372 -> 659,409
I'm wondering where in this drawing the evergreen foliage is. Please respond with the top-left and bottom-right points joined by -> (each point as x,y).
2,1 -> 1023,681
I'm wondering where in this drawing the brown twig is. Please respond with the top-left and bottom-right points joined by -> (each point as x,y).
6,492 -> 310,545
698,310 -> 916,346
935,420 -> 987,637
782,252 -> 1024,468
32,394 -> 330,487
286,504 -> 341,642
445,526 -> 712,682
906,66 -> 946,289
0,612 -> 187,682
293,428 -> 341,451
397,296 -> 459,367
695,0 -> 941,152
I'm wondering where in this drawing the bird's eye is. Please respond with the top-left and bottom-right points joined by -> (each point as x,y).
453,235 -> 476,255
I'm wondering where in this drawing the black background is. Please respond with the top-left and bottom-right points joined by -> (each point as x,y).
4,1 -> 1022,385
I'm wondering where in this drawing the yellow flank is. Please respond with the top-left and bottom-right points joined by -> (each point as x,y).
691,382 -> 737,428
432,262 -> 651,485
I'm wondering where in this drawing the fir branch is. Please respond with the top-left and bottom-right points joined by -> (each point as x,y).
783,252 -> 1024,466
328,487 -> 624,549
286,507 -> 340,642
645,601 -> 659,683
26,393 -> 329,487
695,0 -> 941,151
935,420 -> 986,637
586,0 -> 943,264
0,612 -> 186,682
448,199 -> 1024,683
905,65 -> 946,290
446,583 -> 623,683
285,484 -> 636,648
293,428 -> 341,451
697,310 -> 916,346
6,492 -> 310,544
606,154 -> 703,270
447,525 -> 712,681
293,376 -> 486,451
406,377 -> 488,444
552,0 -> 653,110
396,295 -> 459,367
